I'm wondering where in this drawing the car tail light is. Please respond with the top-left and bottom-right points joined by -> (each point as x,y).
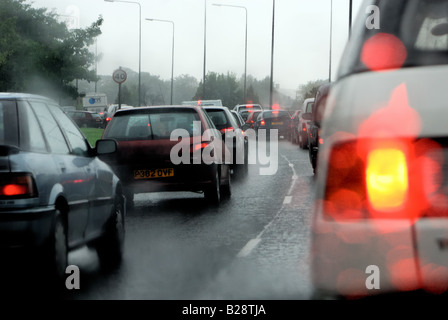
366,148 -> 408,211
261,120 -> 266,126
322,138 -> 438,222
106,117 -> 111,122
191,142 -> 210,153
0,174 -> 37,198
220,127 -> 234,134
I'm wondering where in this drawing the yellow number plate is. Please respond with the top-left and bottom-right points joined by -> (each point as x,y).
134,168 -> 174,179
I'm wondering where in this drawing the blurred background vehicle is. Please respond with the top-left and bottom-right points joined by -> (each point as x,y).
242,110 -> 263,131
253,109 -> 292,140
66,110 -> 106,128
311,0 -> 448,299
0,93 -> 125,284
105,104 -> 134,123
100,105 -> 232,208
288,109 -> 302,144
297,98 -> 314,149
233,103 -> 263,116
307,83 -> 331,175
230,110 -> 246,130
203,106 -> 249,179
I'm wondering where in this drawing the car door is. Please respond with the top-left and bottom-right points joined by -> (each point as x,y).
29,101 -> 91,247
48,105 -> 112,241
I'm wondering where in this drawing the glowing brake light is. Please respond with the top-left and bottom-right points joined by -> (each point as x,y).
106,117 -> 111,122
193,142 -> 210,152
220,127 -> 234,134
366,148 -> 408,211
260,120 -> 266,126
0,174 -> 37,198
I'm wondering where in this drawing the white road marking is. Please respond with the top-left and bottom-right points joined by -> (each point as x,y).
236,154 -> 297,258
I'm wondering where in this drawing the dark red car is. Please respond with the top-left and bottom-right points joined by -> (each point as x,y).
99,105 -> 232,207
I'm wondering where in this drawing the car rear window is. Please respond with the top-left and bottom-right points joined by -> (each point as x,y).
262,111 -> 291,120
103,108 -> 203,140
204,109 -> 232,129
0,100 -> 18,147
338,0 -> 448,79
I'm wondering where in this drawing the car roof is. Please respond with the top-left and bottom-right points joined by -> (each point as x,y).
114,105 -> 202,114
0,92 -> 56,102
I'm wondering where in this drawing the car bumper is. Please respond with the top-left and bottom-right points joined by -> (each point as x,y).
111,163 -> 219,194
0,206 -> 54,249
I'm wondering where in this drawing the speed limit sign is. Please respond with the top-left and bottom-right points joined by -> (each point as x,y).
113,68 -> 127,84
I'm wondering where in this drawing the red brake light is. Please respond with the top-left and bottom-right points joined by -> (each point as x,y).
220,127 -> 234,134
106,117 -> 111,122
261,120 -> 265,126
0,174 -> 37,198
192,142 -> 210,152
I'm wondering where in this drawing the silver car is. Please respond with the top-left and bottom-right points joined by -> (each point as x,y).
311,0 -> 448,299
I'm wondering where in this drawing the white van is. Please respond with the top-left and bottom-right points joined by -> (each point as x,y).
181,99 -> 223,107
106,104 -> 134,121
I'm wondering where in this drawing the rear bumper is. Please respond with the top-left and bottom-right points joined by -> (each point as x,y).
0,206 -> 54,249
111,163 -> 219,194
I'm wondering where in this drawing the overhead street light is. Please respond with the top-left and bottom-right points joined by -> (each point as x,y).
146,18 -> 175,105
213,3 -> 248,103
104,0 -> 142,106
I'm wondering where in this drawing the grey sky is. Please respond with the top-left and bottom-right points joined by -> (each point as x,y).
31,0 -> 364,93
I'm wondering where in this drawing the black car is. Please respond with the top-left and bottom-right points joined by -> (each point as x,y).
0,93 -> 125,284
253,110 -> 292,140
66,110 -> 106,128
308,83 -> 331,175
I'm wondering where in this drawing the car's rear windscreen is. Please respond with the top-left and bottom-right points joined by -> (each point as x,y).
103,108 -> 203,140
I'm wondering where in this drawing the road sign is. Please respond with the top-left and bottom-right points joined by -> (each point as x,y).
113,68 -> 127,84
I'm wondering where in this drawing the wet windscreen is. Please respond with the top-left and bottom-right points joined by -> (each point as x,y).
103,108 -> 203,140
0,101 -> 18,146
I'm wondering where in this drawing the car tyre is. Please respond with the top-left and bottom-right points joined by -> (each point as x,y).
96,193 -> 125,271
41,211 -> 68,287
220,166 -> 232,199
205,168 -> 221,204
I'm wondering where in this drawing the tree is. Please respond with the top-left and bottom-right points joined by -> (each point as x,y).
193,71 -> 243,107
295,79 -> 329,106
0,0 -> 102,102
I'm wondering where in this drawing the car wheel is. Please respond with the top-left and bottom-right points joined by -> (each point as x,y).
41,211 -> 68,286
204,168 -> 221,204
124,188 -> 134,209
220,167 -> 231,199
96,193 -> 125,270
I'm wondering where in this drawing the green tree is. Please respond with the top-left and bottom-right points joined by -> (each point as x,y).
295,79 -> 329,106
0,0 -> 102,102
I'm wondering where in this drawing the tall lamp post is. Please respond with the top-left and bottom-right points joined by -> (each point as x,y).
203,0 -> 207,99
146,18 -> 175,105
269,0 -> 275,110
105,0 -> 142,106
213,4 -> 248,103
329,0 -> 333,83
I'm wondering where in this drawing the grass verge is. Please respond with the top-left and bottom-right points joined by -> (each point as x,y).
80,127 -> 104,147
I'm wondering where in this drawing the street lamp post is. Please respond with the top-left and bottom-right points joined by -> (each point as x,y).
104,0 -> 142,106
329,0 -> 333,83
146,18 -> 175,105
269,0 -> 275,110
213,4 -> 248,103
203,0 -> 207,99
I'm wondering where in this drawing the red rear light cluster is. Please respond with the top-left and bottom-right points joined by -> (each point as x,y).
260,120 -> 266,126
219,127 -> 234,134
322,138 -> 439,222
0,174 -> 37,198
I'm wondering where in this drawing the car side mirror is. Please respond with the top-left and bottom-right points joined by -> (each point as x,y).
96,139 -> 117,155
302,113 -> 312,121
